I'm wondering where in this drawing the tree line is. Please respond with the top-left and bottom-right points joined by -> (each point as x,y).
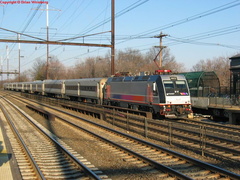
6,47 -> 231,92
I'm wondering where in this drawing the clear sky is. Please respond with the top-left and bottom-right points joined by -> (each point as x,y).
0,0 -> 239,79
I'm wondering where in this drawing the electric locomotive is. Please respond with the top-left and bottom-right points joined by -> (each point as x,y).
104,73 -> 192,118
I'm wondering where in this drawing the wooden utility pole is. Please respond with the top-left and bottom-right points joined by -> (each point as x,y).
154,32 -> 167,68
46,3 -> 49,79
111,0 -> 115,75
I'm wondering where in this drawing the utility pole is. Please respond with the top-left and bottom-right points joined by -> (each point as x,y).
0,56 -> 2,83
18,34 -> 21,82
111,0 -> 115,75
46,3 -> 49,79
32,3 -> 60,79
6,45 -> 9,81
154,32 -> 167,68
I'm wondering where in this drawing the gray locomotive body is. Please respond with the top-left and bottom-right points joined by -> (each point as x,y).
104,74 -> 192,117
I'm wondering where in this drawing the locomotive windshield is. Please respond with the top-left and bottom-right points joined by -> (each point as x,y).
163,80 -> 189,96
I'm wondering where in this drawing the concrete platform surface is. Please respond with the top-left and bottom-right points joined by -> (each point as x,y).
0,124 -> 14,180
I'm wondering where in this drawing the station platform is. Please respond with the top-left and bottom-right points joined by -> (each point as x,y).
0,124 -> 14,180
191,97 -> 240,124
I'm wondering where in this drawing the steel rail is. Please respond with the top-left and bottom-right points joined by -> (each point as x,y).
141,120 -> 240,155
2,97 -> 101,180
54,110 -> 240,179
56,114 -> 192,180
69,114 -> 240,180
9,93 -> 240,158
23,102 -> 240,180
7,93 -> 240,179
0,99 -> 46,180
180,118 -> 240,131
105,112 -> 240,156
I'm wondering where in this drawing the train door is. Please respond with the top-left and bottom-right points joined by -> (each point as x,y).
78,82 -> 80,96
62,81 -> 65,97
98,81 -> 105,105
42,82 -> 45,96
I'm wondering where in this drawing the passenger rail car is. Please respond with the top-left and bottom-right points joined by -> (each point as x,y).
64,78 -> 107,104
32,81 -> 44,94
44,80 -> 64,97
3,74 -> 192,118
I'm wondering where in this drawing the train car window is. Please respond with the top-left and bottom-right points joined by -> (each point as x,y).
80,86 -> 97,92
66,85 -> 78,90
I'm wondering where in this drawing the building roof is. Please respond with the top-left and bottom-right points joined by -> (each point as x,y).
230,54 -> 240,59
178,71 -> 219,88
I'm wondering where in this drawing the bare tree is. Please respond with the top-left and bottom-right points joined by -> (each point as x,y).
10,70 -> 31,82
48,56 -> 66,79
145,47 -> 186,73
72,56 -> 110,78
31,56 -> 66,80
31,58 -> 46,80
115,48 -> 145,75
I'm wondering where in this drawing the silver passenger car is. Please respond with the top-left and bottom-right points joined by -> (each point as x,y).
32,81 -> 44,95
23,82 -> 32,93
43,80 -> 65,97
64,78 -> 107,104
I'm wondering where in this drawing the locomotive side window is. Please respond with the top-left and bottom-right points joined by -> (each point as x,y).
152,82 -> 158,96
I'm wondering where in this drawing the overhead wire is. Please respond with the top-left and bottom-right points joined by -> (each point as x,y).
27,0 -> 150,66
1,1 -> 45,68
118,0 -> 240,42
4,1 -> 240,73
67,0 -> 149,40
162,24 -> 240,49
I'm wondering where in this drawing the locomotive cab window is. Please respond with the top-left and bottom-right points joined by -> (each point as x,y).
176,81 -> 187,90
163,81 -> 175,95
175,80 -> 189,95
164,80 -> 189,96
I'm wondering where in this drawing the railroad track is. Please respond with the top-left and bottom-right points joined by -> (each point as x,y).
0,96 -> 105,180
176,118 -> 240,141
5,93 -> 240,179
106,113 -> 240,160
4,92 -> 240,159
5,92 -> 240,161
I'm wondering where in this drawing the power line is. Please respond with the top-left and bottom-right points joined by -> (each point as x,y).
166,36 -> 240,50
67,0 -> 149,39
164,24 -> 240,48
119,0 -> 240,42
